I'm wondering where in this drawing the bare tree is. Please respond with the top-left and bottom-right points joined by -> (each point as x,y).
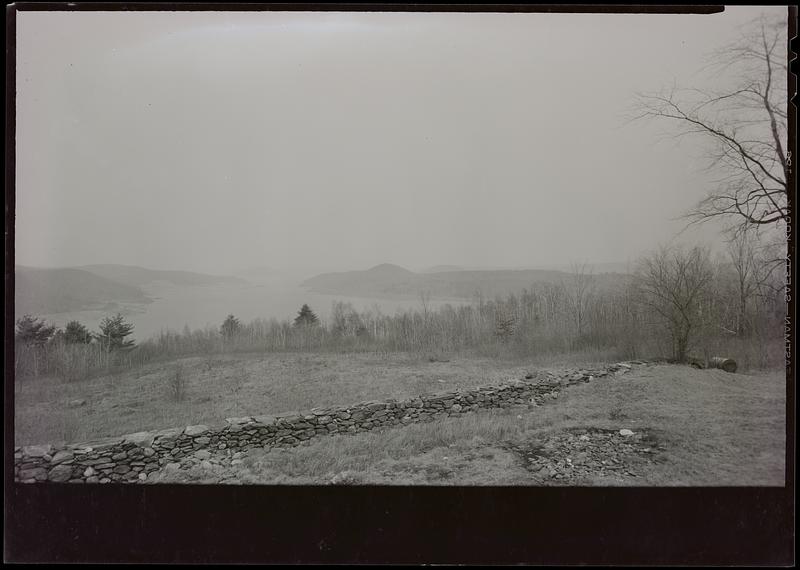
633,13 -> 789,230
635,245 -> 716,363
418,289 -> 432,322
563,262 -> 596,338
725,226 -> 765,336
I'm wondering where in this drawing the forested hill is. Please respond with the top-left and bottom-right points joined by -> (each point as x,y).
79,264 -> 245,287
15,266 -> 150,316
302,263 -> 630,299
15,265 -> 245,316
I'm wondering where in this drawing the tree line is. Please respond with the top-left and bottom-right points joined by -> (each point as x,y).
14,237 -> 785,383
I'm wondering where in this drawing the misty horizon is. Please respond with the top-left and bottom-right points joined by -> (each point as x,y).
14,8 -> 781,276
14,259 -> 640,277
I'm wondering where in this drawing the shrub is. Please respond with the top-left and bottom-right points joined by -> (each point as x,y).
169,363 -> 186,402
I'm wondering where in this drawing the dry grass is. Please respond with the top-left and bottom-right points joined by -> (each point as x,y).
152,364 -> 786,486
14,350 -> 612,446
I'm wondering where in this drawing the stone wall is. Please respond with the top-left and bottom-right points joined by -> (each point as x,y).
13,361 -> 645,484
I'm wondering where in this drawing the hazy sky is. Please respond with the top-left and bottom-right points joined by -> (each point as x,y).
15,7 -> 788,276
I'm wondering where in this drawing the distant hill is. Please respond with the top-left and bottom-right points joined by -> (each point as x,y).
15,264 -> 245,317
536,261 -> 635,275
303,264 -> 629,299
15,266 -> 151,316
234,266 -> 325,285
420,265 -> 465,274
302,264 -> 420,297
79,264 -> 244,287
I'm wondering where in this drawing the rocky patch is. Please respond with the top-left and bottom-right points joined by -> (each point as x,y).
503,426 -> 666,484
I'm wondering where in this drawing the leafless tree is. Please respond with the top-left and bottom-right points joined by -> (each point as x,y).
725,226 -> 760,336
634,245 -> 716,362
633,13 -> 789,231
563,262 -> 596,338
418,289 -> 432,321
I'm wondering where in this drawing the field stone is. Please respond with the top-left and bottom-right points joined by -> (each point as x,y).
51,450 -> 74,465
619,429 -> 635,437
82,438 -> 120,452
23,445 -> 52,458
155,427 -> 185,441
195,450 -> 211,460
19,468 -> 48,481
252,415 -> 277,425
124,431 -> 155,447
84,467 -> 97,477
48,465 -> 74,483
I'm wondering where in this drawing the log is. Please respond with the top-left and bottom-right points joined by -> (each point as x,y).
708,357 -> 737,373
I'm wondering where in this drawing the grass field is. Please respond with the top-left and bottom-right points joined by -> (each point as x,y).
14,353 -> 786,486
148,363 -> 786,486
14,350 -> 619,446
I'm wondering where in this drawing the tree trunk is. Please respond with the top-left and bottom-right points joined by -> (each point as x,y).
674,328 -> 690,363
738,296 -> 749,337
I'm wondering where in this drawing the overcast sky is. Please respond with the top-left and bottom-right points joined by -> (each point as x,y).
15,7 -> 788,276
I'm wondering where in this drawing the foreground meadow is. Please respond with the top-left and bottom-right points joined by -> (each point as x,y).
145,364 -> 784,486
14,350 -> 619,446
15,351 -> 785,486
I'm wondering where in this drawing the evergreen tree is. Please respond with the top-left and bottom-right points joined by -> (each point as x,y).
96,313 -> 136,352
294,304 -> 319,327
15,315 -> 56,345
64,320 -> 93,344
220,314 -> 242,339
